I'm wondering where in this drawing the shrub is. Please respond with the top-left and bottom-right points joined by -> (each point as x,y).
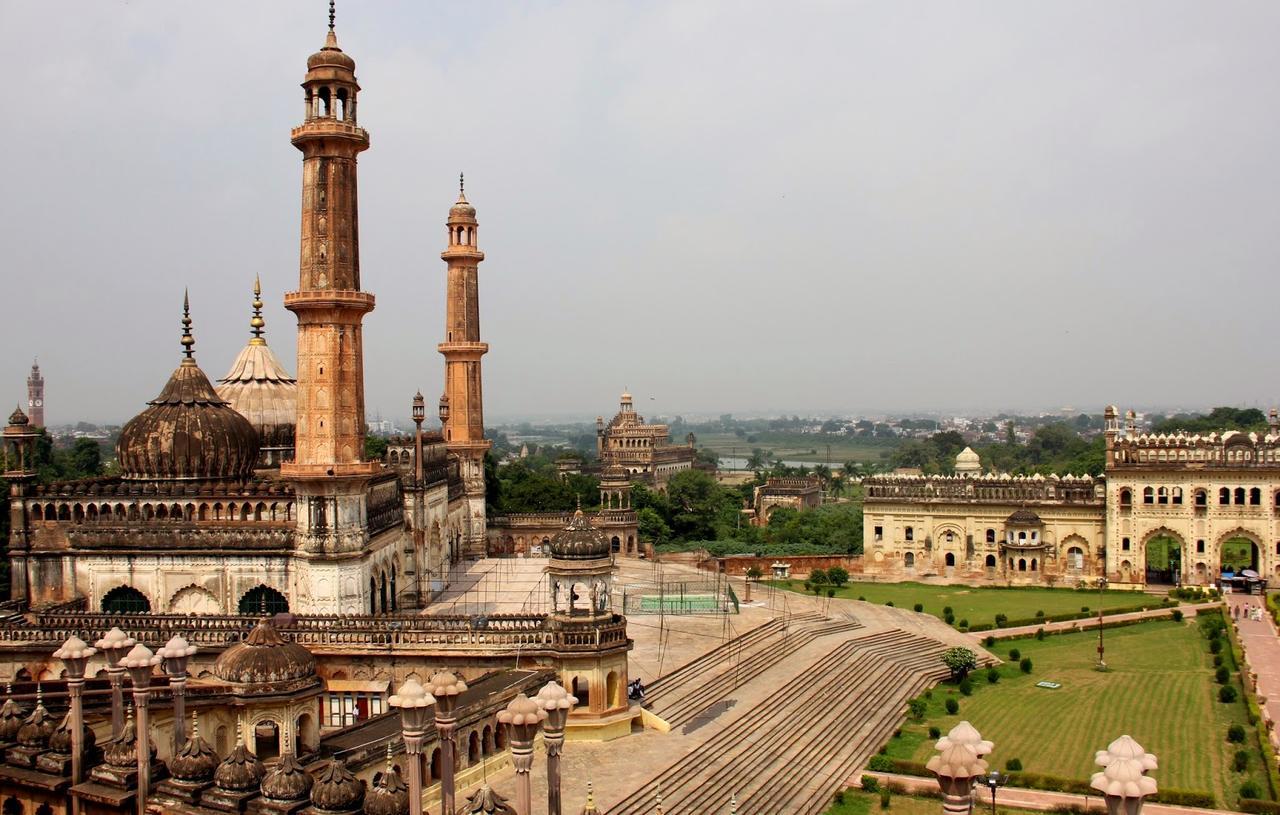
1020,657 -> 1033,673
994,613 -> 1008,627
1228,724 -> 1247,743
809,568 -> 827,584
1234,749 -> 1250,772
1036,628 -> 1046,641
1035,609 -> 1045,617
913,603 -> 924,612
1172,609 -> 1184,622
944,613 -> 955,625
942,647 -> 978,680
867,755 -> 894,772
1220,685 -> 1239,703
943,606 -> 953,616
928,726 -> 941,739
1239,799 -> 1280,814
1211,639 -> 1223,654
886,601 -> 895,607
959,677 -> 973,696
880,787 -> 891,809
1009,648 -> 1021,660
1241,781 -> 1262,800
1006,757 -> 1023,771
984,635 -> 996,647
1081,606 -> 1089,613
833,789 -> 847,805
858,595 -> 866,601
1153,789 -> 1217,807
827,566 -> 850,586
908,697 -> 927,721
827,588 -> 836,598
1216,666 -> 1231,684
986,667 -> 1000,684
803,582 -> 811,592
860,775 -> 879,793
1214,654 -> 1224,667
958,619 -> 969,629
945,698 -> 959,714
894,728 -> 902,737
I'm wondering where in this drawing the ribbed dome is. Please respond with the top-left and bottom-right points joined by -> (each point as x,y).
213,742 -> 265,791
16,702 -> 54,748
449,188 -> 477,221
310,758 -> 365,812
261,753 -> 313,802
213,619 -> 317,690
103,713 -> 156,770
216,298 -> 297,463
364,762 -> 409,815
0,694 -> 26,742
169,729 -> 219,783
549,508 -> 611,561
48,711 -> 96,756
7,407 -> 28,426
460,785 -> 517,815
307,30 -> 356,72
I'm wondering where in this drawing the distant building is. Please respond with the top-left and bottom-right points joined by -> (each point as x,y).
595,391 -> 697,487
25,360 -> 43,428
751,477 -> 823,526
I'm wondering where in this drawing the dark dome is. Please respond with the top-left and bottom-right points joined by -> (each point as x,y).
48,711 -> 96,756
365,763 -> 409,815
549,509 -> 610,561
1006,508 -> 1043,526
103,714 -> 156,770
16,703 -> 54,748
117,359 -> 260,481
7,407 -> 28,426
261,753 -> 314,802
169,731 -> 219,783
307,31 -> 356,72
214,742 -> 265,791
311,759 -> 366,812
0,696 -> 27,742
213,619 -> 317,690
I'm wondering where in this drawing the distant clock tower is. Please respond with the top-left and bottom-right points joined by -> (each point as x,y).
26,360 -> 43,428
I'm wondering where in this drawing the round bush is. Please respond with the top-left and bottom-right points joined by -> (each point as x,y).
1009,648 -> 1021,660
984,636 -> 996,648
827,588 -> 836,598
1234,750 -> 1249,772
1216,666 -> 1230,684
1172,610 -> 1184,622
944,613 -> 955,625
1214,654 -> 1224,668
1241,781 -> 1262,800
1005,758 -> 1023,772
1019,657 -> 1033,674
886,601 -> 895,607
945,698 -> 959,715
858,596 -> 866,601
1081,606 -> 1090,613
986,667 -> 1000,684
914,603 -> 924,612
943,606 -> 953,616
1219,685 -> 1239,704
1035,610 -> 1045,617
928,726 -> 941,739
1228,724 -> 1246,743
959,677 -> 973,696
1035,628 -> 1046,641
958,618 -> 969,629
1210,639 -> 1223,654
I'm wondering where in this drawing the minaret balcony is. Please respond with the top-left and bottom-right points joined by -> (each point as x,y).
284,289 -> 375,313
290,120 -> 369,145
437,341 -> 489,356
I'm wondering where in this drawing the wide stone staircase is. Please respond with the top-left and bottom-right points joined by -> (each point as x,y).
613,627 -> 958,815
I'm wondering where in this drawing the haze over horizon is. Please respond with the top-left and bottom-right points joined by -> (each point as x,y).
3,2 -> 1279,425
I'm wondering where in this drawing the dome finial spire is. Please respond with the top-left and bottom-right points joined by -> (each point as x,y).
181,289 -> 195,361
250,276 -> 266,345
329,0 -> 336,33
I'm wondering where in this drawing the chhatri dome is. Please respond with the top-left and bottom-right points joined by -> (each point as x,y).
116,293 -> 260,481
955,446 -> 981,475
306,1 -> 356,73
216,277 -> 298,466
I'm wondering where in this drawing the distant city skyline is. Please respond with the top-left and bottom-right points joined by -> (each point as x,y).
4,2 -> 1279,423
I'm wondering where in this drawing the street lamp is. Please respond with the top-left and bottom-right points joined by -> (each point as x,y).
120,643 -> 162,815
157,635 -> 198,753
1097,576 -> 1109,671
411,391 -> 426,607
982,771 -> 1008,815
53,635 -> 97,814
427,671 -> 467,815
535,681 -> 578,815
388,678 -> 434,815
497,693 -> 547,815
94,627 -> 135,739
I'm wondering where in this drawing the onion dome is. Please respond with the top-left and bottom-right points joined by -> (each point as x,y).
16,691 -> 54,748
117,293 -> 260,481
599,464 -> 629,485
0,685 -> 26,742
307,2 -> 355,72
7,407 -> 28,427
459,784 -> 517,815
261,752 -> 313,803
169,715 -> 218,784
549,507 -> 610,561
216,277 -> 297,464
213,730 -> 265,792
954,447 -> 981,474
104,708 -> 155,770
365,748 -> 409,815
1006,508 -> 1043,526
449,174 -> 477,221
310,758 -> 365,813
48,711 -> 97,756
212,618 -> 317,691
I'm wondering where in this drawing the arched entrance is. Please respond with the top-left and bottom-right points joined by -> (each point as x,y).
101,586 -> 150,614
1221,536 -> 1259,574
1144,534 -> 1182,585
238,585 -> 288,615
254,719 -> 280,760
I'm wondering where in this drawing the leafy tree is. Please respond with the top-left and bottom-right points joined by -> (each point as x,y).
70,438 -> 103,478
637,507 -> 671,545
942,647 -> 978,680
826,566 -> 849,587
364,435 -> 389,461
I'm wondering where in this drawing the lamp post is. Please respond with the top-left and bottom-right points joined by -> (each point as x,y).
94,627 -> 135,739
427,671 -> 467,815
981,771 -> 1008,815
53,635 -> 97,815
1091,735 -> 1158,815
157,635 -> 198,754
412,391 -> 426,606
535,681 -> 578,815
1097,576 -> 1108,671
497,693 -> 547,815
120,643 -> 161,815
388,678 -> 434,815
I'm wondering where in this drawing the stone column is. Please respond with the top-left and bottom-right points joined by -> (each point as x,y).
535,681 -> 578,815
428,671 -> 468,815
389,678 -> 434,815
498,694 -> 546,815
94,627 -> 135,740
121,644 -> 161,815
53,636 -> 97,815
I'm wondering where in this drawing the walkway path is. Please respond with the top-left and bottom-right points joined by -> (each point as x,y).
858,772 -> 1242,815
982,601 -> 1219,640
1227,592 -> 1280,746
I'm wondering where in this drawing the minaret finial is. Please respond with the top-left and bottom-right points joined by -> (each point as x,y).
180,289 -> 195,360
250,276 -> 266,344
192,710 -> 199,738
385,741 -> 393,773
460,171 -> 465,195
329,0 -> 336,32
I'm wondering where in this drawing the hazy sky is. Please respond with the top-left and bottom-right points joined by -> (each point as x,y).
3,1 -> 1279,424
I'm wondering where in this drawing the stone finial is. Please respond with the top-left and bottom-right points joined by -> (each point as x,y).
181,289 -> 195,360
460,783 -> 516,814
581,780 -> 605,815
935,721 -> 993,757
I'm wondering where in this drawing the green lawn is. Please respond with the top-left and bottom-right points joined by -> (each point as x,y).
697,432 -> 894,465
772,580 -> 1162,629
879,618 -> 1268,808
827,789 -> 1041,815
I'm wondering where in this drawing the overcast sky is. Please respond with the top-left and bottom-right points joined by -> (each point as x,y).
3,1 -> 1279,425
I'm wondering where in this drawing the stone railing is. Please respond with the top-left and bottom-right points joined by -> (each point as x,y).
67,525 -> 292,552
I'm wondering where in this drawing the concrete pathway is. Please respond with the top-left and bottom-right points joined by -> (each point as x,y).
1227,593 -> 1280,745
982,601 -> 1220,640
858,771 -> 1242,815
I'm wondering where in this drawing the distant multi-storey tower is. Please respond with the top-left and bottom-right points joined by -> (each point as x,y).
25,361 -> 43,428
439,178 -> 491,557
280,6 -> 380,611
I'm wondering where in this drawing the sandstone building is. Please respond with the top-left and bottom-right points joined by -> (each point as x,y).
595,392 -> 696,487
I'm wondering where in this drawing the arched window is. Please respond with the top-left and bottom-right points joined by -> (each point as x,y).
1143,487 -> 1154,504
1119,488 -> 1132,507
904,552 -> 915,568
985,554 -> 996,568
1194,489 -> 1206,507
238,585 -> 288,615
101,586 -> 150,614
1030,558 -> 1038,571
1220,487 -> 1231,505
905,527 -> 913,541
1235,487 -> 1246,505
1018,559 -> 1027,572
3,798 -> 23,815
945,552 -> 956,567
572,676 -> 590,707
1068,547 -> 1084,571
1171,487 -> 1183,505
985,529 -> 995,543
468,731 -> 480,764
1250,488 -> 1261,506
1157,487 -> 1168,505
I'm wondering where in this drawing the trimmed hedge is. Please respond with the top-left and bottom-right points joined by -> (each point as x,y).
1151,789 -> 1217,808
1241,799 -> 1280,814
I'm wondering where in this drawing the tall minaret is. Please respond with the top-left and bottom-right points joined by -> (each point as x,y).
439,175 -> 491,558
26,361 -> 43,428
281,3 -> 379,611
